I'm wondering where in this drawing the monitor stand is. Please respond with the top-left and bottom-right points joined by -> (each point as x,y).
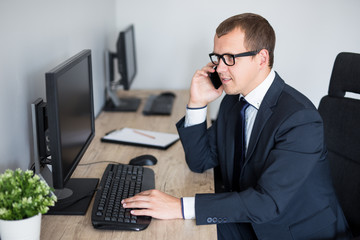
103,88 -> 141,112
46,178 -> 99,215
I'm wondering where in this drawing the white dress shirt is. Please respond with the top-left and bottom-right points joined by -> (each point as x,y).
182,70 -> 275,220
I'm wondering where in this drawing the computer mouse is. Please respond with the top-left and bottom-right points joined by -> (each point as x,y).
160,91 -> 176,98
129,154 -> 157,166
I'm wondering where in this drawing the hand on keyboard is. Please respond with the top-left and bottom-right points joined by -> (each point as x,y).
122,189 -> 183,220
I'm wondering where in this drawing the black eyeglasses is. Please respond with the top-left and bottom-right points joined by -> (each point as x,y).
209,50 -> 260,66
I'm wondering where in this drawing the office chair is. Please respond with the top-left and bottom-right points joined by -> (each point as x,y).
318,52 -> 360,237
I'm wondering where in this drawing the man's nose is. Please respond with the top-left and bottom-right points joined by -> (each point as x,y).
216,58 -> 228,74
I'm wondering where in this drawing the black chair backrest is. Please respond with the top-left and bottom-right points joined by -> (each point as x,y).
318,52 -> 360,237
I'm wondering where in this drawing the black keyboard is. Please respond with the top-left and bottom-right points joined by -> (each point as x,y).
91,164 -> 155,231
143,94 -> 175,115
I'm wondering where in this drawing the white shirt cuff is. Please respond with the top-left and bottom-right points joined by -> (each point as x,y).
185,106 -> 207,127
182,197 -> 196,219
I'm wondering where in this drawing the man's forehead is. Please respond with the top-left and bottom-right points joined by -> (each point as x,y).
213,28 -> 246,53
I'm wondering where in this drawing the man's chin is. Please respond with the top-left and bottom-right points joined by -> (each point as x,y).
223,86 -> 238,95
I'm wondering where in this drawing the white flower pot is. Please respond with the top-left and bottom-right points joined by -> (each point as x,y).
0,213 -> 41,240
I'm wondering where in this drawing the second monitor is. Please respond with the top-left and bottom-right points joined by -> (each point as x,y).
105,24 -> 141,112
105,24 -> 175,115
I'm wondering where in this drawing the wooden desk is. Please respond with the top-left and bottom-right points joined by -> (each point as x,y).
41,90 -> 216,240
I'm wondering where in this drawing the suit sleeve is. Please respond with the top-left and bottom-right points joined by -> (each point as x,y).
176,117 -> 219,173
194,108 -> 326,225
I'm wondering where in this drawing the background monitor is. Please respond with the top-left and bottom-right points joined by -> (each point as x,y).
117,24 -> 137,90
104,24 -> 141,112
32,49 -> 98,215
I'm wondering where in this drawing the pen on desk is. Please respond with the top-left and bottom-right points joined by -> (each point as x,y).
133,130 -> 156,139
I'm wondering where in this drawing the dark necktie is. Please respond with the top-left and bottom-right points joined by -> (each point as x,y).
232,97 -> 250,191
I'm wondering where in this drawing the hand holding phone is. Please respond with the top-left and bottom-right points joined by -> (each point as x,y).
188,65 -> 222,108
209,67 -> 222,89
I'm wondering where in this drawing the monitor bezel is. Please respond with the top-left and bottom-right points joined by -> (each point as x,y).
45,49 -> 95,189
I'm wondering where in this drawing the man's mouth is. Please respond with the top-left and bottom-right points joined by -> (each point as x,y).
221,77 -> 232,84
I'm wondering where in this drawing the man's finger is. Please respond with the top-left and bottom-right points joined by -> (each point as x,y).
130,209 -> 153,217
122,200 -> 151,209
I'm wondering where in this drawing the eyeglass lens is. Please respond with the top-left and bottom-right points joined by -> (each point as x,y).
210,54 -> 235,66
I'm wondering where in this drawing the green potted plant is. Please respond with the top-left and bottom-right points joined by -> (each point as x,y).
0,168 -> 57,240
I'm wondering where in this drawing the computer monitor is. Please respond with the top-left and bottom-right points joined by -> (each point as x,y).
116,24 -> 137,90
31,49 -> 99,215
104,24 -> 141,112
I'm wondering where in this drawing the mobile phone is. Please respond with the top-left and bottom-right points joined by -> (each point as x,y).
209,67 -> 222,89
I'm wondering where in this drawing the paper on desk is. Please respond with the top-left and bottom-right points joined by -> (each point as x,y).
101,127 -> 179,149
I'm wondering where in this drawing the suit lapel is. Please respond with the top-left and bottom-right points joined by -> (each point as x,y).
245,73 -> 285,162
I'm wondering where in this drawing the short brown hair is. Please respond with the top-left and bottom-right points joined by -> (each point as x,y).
216,13 -> 276,68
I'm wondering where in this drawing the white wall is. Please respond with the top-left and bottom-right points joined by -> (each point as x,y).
0,0 -> 116,172
115,0 -> 360,118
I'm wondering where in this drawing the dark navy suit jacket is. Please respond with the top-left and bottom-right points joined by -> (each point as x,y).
176,73 -> 351,239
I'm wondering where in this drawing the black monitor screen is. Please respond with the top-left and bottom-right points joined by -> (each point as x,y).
117,25 -> 137,90
46,49 -> 94,189
57,59 -> 92,178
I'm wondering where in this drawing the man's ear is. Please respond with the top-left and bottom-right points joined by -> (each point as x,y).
258,49 -> 269,69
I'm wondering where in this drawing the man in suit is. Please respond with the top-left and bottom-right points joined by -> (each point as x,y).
122,13 -> 351,239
